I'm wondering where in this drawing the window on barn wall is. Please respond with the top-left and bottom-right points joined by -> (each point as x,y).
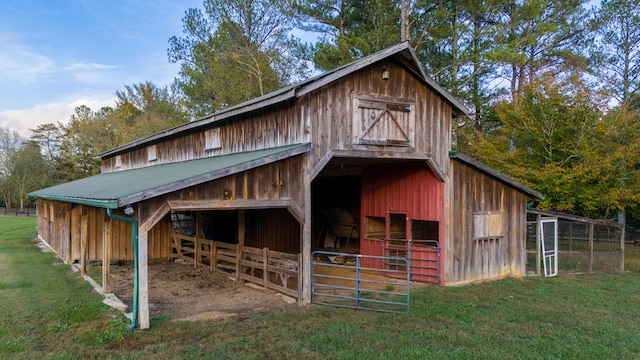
411,220 -> 439,247
205,128 -> 222,151
352,95 -> 415,147
147,144 -> 157,162
473,212 -> 503,239
365,216 -> 386,239
115,155 -> 122,169
389,213 -> 407,239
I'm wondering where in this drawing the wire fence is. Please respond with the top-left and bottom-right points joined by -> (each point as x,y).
0,207 -> 37,216
526,209 -> 628,274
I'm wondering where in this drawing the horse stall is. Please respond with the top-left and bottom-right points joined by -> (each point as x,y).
168,208 -> 302,301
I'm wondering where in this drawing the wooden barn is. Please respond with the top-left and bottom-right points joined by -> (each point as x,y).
29,42 -> 542,329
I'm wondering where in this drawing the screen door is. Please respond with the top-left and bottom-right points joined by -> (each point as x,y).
540,218 -> 558,277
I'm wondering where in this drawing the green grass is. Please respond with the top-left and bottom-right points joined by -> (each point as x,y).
2,215 -> 640,359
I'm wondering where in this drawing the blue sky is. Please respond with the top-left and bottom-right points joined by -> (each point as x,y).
0,0 -> 202,137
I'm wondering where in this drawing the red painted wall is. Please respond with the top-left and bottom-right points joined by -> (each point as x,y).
360,162 -> 445,284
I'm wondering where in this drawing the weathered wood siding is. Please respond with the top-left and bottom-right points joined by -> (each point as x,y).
245,208 -> 300,254
37,199 -> 71,262
101,61 -> 452,179
137,155 -> 306,255
37,199 -> 146,262
302,60 -> 452,175
101,102 -> 306,173
445,159 -> 529,284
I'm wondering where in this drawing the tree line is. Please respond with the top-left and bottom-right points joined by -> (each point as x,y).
2,0 -> 639,222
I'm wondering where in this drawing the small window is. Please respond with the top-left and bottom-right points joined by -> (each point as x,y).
412,220 -> 439,246
365,216 -> 385,239
115,155 -> 122,169
474,212 -> 503,239
205,128 -> 222,151
389,213 -> 406,240
147,145 -> 157,162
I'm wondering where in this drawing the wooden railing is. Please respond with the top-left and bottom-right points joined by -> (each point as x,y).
170,233 -> 300,301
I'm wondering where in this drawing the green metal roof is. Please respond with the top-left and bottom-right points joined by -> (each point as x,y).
29,144 -> 309,209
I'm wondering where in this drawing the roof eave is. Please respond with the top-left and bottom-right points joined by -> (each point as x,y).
29,194 -> 119,209
450,152 -> 544,200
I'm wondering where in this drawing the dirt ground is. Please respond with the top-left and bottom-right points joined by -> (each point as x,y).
108,260 -> 297,322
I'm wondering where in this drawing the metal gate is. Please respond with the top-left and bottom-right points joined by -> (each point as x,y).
311,251 -> 411,313
383,239 -> 440,283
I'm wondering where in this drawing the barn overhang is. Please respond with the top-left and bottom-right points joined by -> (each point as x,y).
311,149 -> 448,182
29,143 -> 310,209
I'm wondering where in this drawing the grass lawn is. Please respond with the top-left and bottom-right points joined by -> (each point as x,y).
2,215 -> 640,359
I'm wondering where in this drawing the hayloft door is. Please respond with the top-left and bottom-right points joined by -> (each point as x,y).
540,218 -> 558,277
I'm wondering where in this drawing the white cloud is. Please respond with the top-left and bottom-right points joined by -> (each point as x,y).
0,98 -> 115,138
0,39 -> 55,85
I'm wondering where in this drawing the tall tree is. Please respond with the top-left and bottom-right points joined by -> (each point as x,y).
289,0 -> 400,70
169,0 -> 308,117
412,0 -> 502,133
461,73 -> 636,217
30,123 -> 63,183
8,141 -> 48,209
488,0 -> 589,98
0,128 -> 23,208
591,0 -> 640,104
58,105 -> 118,180
578,103 -> 640,217
114,81 -> 189,144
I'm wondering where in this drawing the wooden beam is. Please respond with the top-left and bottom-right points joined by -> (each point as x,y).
167,199 -> 299,212
301,153 -> 312,304
311,150 -> 334,180
588,223 -> 594,273
140,201 -> 170,232
102,216 -> 112,294
620,225 -> 626,272
80,205 -> 88,276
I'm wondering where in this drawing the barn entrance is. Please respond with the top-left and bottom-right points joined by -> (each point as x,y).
312,174 -> 361,253
311,159 -> 444,286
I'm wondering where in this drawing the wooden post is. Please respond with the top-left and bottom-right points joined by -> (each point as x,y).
535,214 -> 541,276
80,205 -> 88,276
588,223 -> 594,273
237,210 -> 245,283
138,228 -> 150,329
211,241 -> 217,272
102,216 -> 112,294
194,236 -> 198,268
297,253 -> 303,304
568,221 -> 573,252
620,224 -> 625,272
263,247 -> 269,288
302,154 -> 312,304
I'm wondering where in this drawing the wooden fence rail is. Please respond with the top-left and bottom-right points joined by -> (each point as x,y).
170,233 -> 300,301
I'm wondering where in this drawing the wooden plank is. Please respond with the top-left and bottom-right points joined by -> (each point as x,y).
263,247 -> 269,288
80,205 -> 88,276
102,217 -> 112,294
